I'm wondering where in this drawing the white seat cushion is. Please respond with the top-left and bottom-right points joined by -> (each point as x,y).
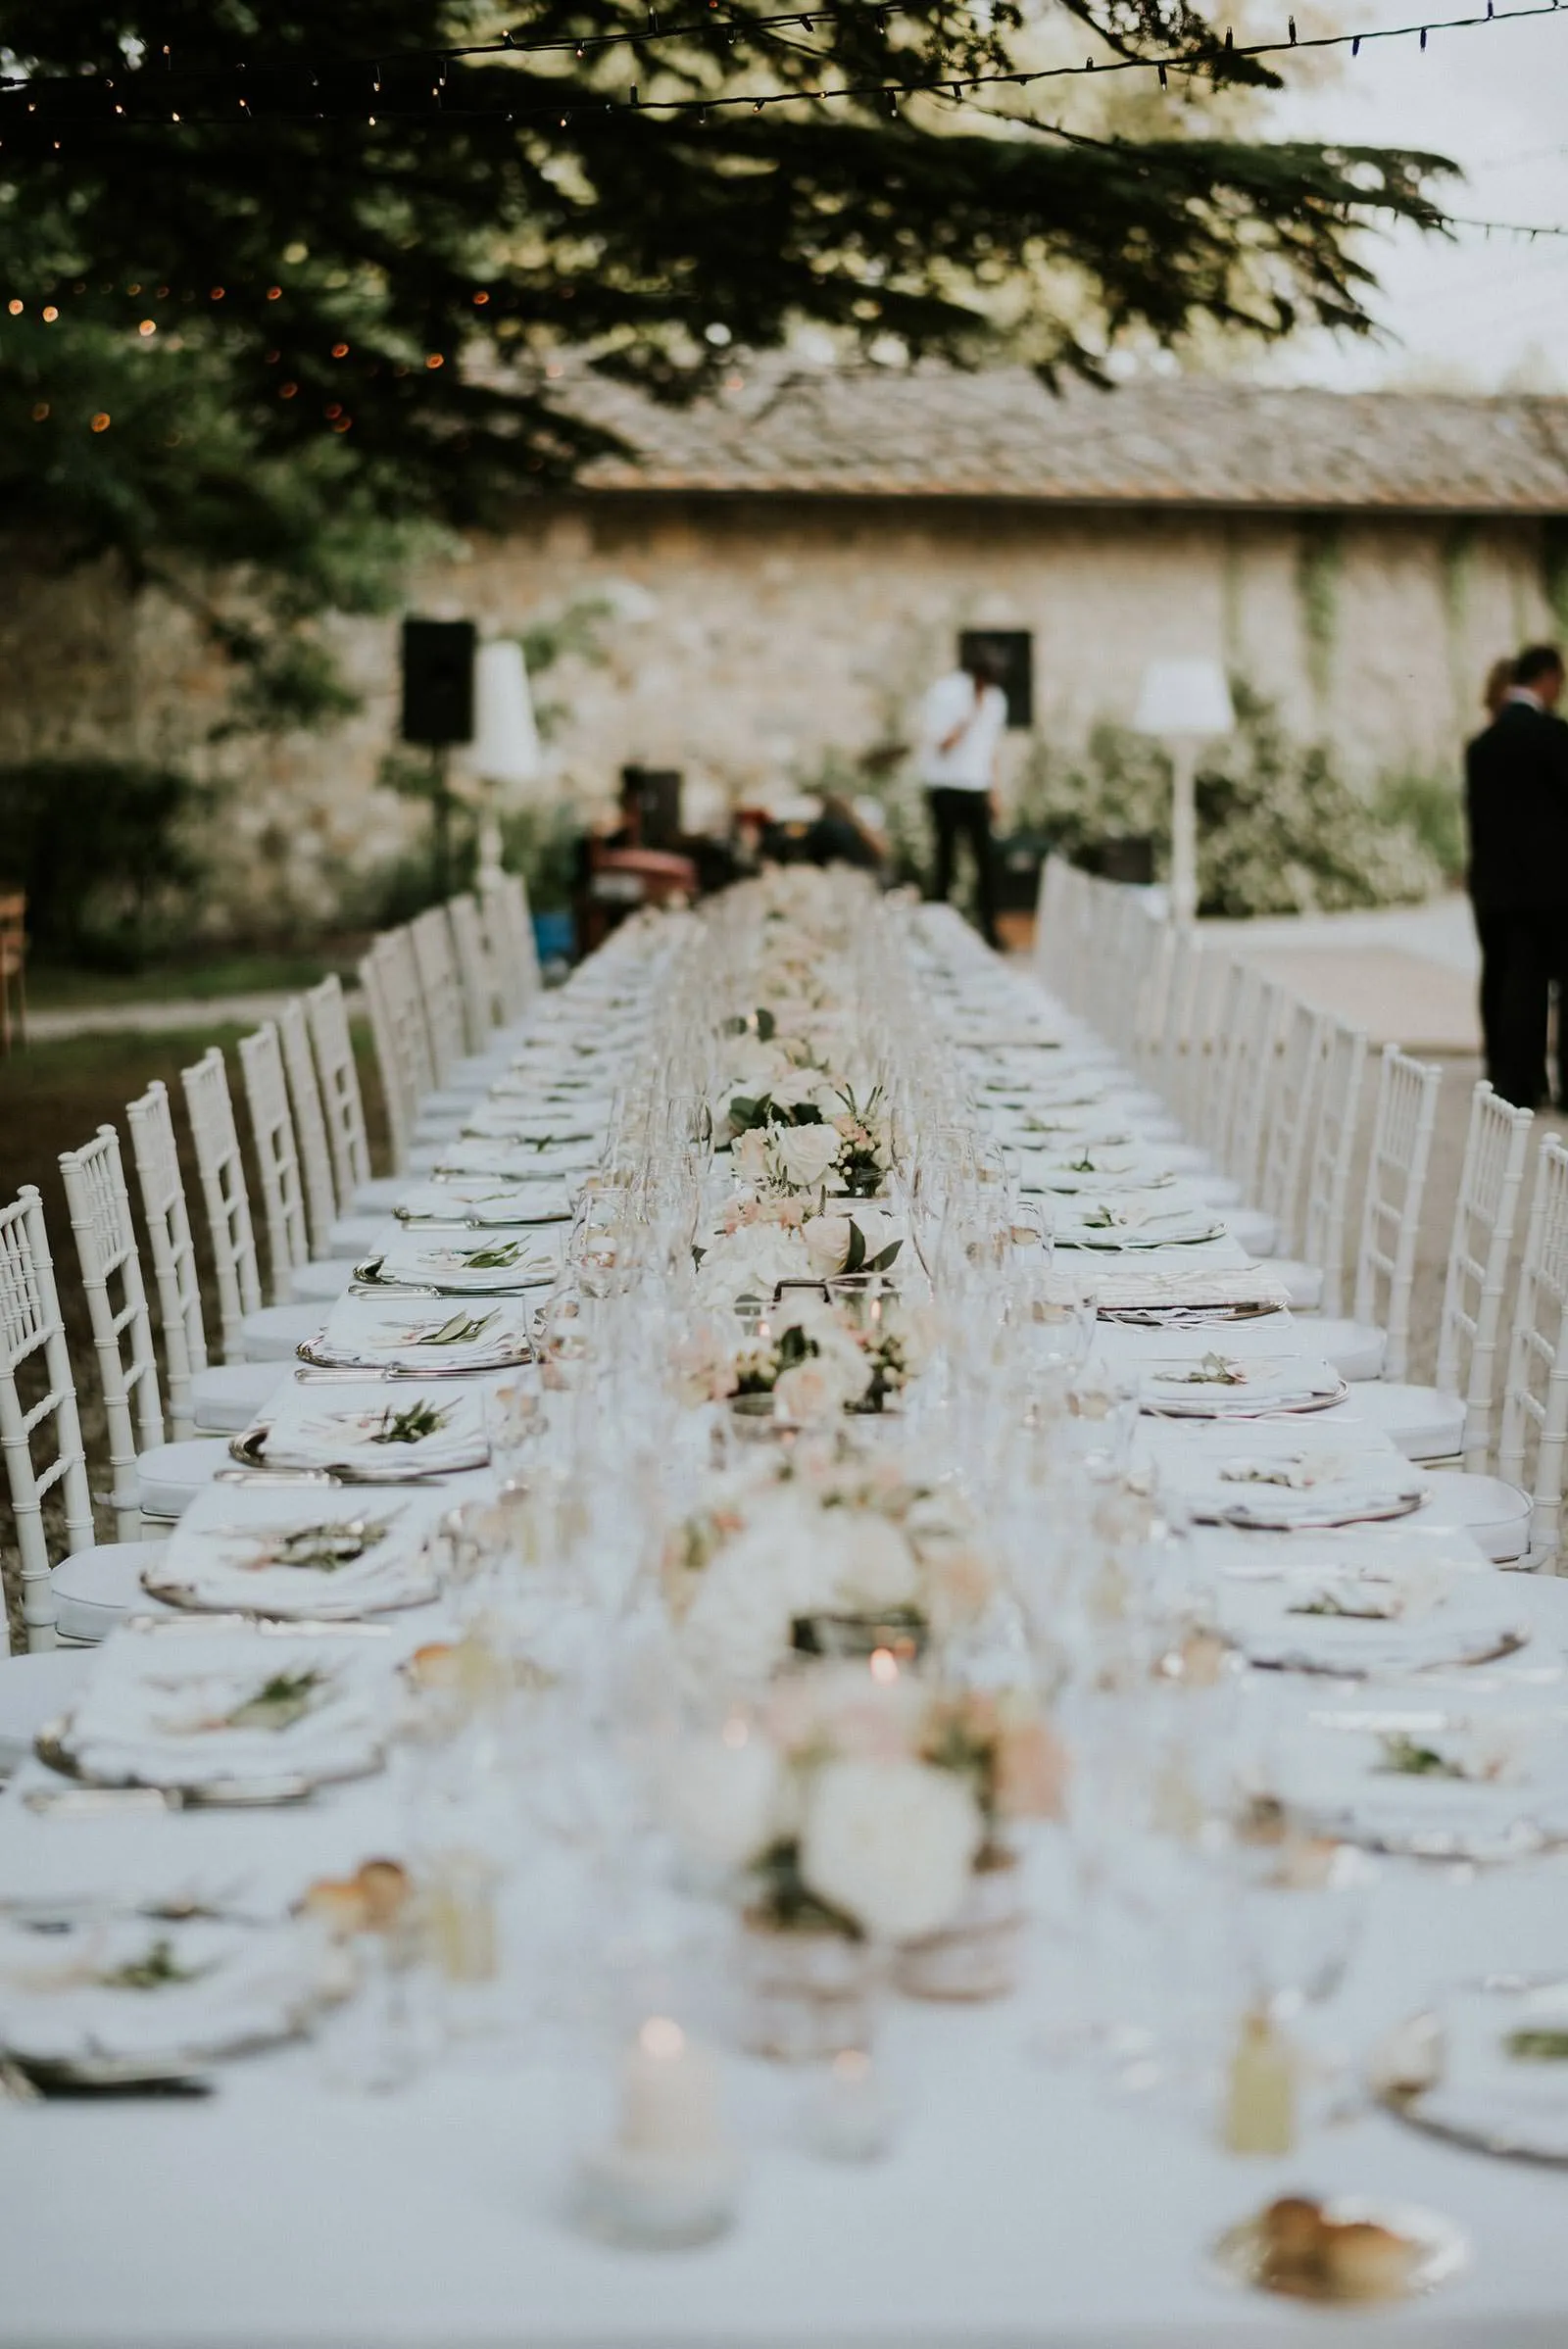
0,1648 -> 97,1770
1339,1381 -> 1466,1462
1305,1314 -> 1385,1380
1422,1471 -> 1532,1563
290,1258 -> 355,1304
136,1439 -> 231,1522
349,1176 -> 410,1215
1227,1207 -> 1278,1257
50,1540 -> 172,1644
240,1302 -> 326,1363
192,1361 -> 287,1435
321,1215 -> 394,1262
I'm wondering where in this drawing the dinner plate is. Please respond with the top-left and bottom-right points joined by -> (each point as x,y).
434,1139 -> 599,1181
234,1381 -> 490,1480
301,1296 -> 533,1374
0,1915 -> 346,2071
1214,1568 -> 1530,1675
1268,1706 -> 1568,1857
142,1487 -> 448,1618
1181,1449 -> 1430,1531
1138,1353 -> 1347,1419
1054,1204 -> 1229,1250
1374,1979 -> 1568,2163
39,1620 -> 396,1797
393,1178 -> 574,1226
355,1231 -> 563,1295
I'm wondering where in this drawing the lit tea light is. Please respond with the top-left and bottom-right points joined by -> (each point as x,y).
803,2045 -> 897,2163
574,2016 -> 740,2249
869,1647 -> 900,1686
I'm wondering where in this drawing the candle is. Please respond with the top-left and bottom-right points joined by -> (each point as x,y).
575,2017 -> 740,2248
619,2017 -> 722,2159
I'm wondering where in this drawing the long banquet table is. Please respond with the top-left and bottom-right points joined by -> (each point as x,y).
5,894 -> 1568,2349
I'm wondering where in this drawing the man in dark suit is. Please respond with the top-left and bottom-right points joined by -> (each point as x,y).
1465,644 -> 1568,1109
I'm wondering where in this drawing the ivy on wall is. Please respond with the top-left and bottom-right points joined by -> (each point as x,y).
1295,518 -> 1343,707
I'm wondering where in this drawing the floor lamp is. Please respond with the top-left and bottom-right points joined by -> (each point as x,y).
471,638 -> 542,890
1132,659 -> 1235,927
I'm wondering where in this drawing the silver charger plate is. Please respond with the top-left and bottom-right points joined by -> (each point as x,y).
1372,1977 -> 1568,2164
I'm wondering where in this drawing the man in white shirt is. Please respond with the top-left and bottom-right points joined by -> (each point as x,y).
918,645 -> 1008,947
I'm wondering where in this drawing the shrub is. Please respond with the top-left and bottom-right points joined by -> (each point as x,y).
0,759 -> 208,967
1012,682 -> 1444,917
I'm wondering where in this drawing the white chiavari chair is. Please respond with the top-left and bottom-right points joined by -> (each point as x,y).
480,871 -> 541,1022
1495,1136 -> 1568,1566
1307,1046 -> 1442,1382
278,995 -> 390,1263
237,1023 -> 354,1306
1265,1017 -> 1369,1315
180,1048 -> 325,1363
449,889 -> 506,1055
1254,1000 -> 1328,1261
410,905 -> 470,1089
1343,1081 -> 1535,1463
1219,971 -> 1286,1255
304,974 -> 406,1221
125,1080 -> 281,1438
58,1126 -> 230,1542
0,1186 -> 172,1661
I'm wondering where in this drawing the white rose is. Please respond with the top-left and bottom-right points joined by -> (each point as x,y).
851,1207 -> 905,1267
774,1360 -> 842,1425
827,1514 -> 919,1613
802,1215 -> 855,1277
663,1732 -> 781,1868
681,1545 -> 799,1687
764,1066 -> 831,1116
768,1123 -> 842,1192
800,1759 -> 982,1941
695,1222 -> 808,1305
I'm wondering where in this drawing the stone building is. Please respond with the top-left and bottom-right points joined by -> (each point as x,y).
5,361 -> 1568,928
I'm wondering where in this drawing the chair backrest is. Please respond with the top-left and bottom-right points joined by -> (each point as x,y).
1256,1000 -> 1327,1254
1224,970 -> 1285,1196
360,931 -> 436,1172
0,1186 -> 92,1648
1149,923 -> 1200,1113
1033,857 -> 1070,992
125,1078 -> 208,1443
479,872 -> 540,1022
1432,1081 -> 1535,1468
1300,1019 -> 1369,1318
181,1046 -> 264,1361
238,1022 -> 311,1300
1499,1136 -> 1568,1565
1349,1045 -> 1443,1381
449,890 -> 504,1053
1198,957 -> 1249,1151
279,996 -> 337,1254
59,1125 -> 166,1540
306,974 -> 374,1204
410,906 -> 468,1085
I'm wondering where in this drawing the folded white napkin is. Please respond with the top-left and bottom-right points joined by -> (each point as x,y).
250,1381 -> 489,1478
362,1229 -> 564,1294
0,1915 -> 337,2066
393,1178 -> 574,1225
435,1139 -> 599,1180
459,1102 -> 606,1144
57,1625 -> 396,1790
308,1296 -> 533,1373
145,1490 -> 447,1619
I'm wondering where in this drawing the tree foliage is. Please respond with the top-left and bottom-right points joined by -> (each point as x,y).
0,0 -> 1454,595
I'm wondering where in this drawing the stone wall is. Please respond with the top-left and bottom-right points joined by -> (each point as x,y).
1,497 -> 1557,933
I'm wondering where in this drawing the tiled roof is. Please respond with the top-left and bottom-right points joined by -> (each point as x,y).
562,362 -> 1568,514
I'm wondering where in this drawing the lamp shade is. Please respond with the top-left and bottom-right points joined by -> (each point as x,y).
1133,658 -> 1235,741
470,638 -> 542,790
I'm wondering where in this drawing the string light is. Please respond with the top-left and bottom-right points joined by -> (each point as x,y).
1,0 -> 1559,132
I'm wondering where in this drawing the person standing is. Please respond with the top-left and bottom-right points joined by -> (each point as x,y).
918,644 -> 1009,948
1464,643 -> 1568,1108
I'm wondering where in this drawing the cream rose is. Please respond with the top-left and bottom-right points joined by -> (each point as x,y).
732,1126 -> 770,1186
663,1732 -> 781,1868
800,1759 -> 982,1941
773,1360 -> 843,1425
768,1122 -> 842,1192
802,1214 -> 856,1277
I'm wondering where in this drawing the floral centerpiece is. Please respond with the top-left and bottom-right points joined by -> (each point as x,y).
662,1667 -> 1063,2051
659,1444 -> 997,1688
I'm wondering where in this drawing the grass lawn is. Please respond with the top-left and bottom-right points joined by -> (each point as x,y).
21,942 -> 370,1014
0,1020 -> 388,1649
